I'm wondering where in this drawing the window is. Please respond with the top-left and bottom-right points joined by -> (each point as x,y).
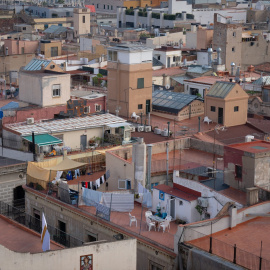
118,179 -> 131,189
232,47 -> 235,52
137,78 -> 144,89
52,84 -> 61,97
149,260 -> 164,270
111,5 -> 113,10
108,50 -> 117,61
95,104 -> 101,112
234,106 -> 239,112
97,3 -> 99,8
23,27 -> 26,30
233,32 -> 236,37
179,200 -> 183,205
138,104 -> 143,109
87,232 -> 97,242
82,15 -> 85,23
157,55 -> 160,60
107,5 -> 109,9
104,4 -> 105,9
235,165 -> 242,179
84,106 -> 90,114
173,56 -> 176,62
21,47 -> 24,54
210,106 -> 216,112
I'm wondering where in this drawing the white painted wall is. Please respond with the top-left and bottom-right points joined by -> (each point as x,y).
0,239 -> 137,270
186,32 -> 197,49
197,51 -> 210,66
19,72 -> 71,107
80,37 -> 92,51
152,187 -> 201,223
193,9 -> 247,24
153,50 -> 181,68
117,50 -> 153,65
168,0 -> 192,14
173,172 -> 243,219
184,81 -> 211,97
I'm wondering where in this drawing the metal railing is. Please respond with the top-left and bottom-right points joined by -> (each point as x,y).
185,228 -> 270,270
0,200 -> 84,248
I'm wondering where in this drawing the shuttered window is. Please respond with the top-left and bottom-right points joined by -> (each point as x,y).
137,78 -> 144,89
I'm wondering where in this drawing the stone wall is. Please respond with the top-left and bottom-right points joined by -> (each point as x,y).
190,138 -> 224,156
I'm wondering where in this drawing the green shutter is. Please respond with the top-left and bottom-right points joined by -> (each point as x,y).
137,78 -> 144,89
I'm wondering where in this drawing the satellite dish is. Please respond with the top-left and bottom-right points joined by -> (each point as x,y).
165,84 -> 170,89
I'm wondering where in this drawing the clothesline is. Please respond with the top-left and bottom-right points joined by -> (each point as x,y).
81,173 -> 107,190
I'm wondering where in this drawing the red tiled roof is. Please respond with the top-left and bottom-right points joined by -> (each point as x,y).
154,184 -> 201,201
85,5 -> 96,12
228,140 -> 270,153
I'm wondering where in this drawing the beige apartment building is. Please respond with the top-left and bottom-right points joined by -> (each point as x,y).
40,40 -> 62,58
205,81 -> 249,127
107,44 -> 153,118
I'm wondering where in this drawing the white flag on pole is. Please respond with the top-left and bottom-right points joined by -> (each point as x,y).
41,212 -> 50,252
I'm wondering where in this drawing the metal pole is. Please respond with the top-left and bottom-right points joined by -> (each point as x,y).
141,112 -> 143,126
167,121 -> 170,138
139,195 -> 144,235
32,131 -> 36,161
173,118 -> 176,170
233,244 -> 236,264
259,241 -> 263,270
209,222 -> 213,254
148,112 -> 150,126
198,116 -> 201,132
166,142 -> 169,186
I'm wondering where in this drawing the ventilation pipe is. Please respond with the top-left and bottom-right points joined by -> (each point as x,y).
147,144 -> 153,191
207,48 -> 213,67
235,66 -> 240,83
231,62 -> 235,76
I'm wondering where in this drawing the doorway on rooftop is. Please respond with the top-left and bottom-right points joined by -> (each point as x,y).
170,197 -> 175,219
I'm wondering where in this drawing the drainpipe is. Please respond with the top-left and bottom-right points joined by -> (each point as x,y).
32,131 -> 36,161
166,142 -> 169,186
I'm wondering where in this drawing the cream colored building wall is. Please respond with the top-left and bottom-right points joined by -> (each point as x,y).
205,85 -> 248,127
0,54 -> 35,82
146,32 -> 186,49
18,72 -> 70,107
34,18 -> 73,30
53,127 -> 103,150
0,239 -> 137,270
107,62 -> 152,117
196,28 -> 213,50
73,8 -> 91,37
40,41 -> 62,58
106,151 -> 135,191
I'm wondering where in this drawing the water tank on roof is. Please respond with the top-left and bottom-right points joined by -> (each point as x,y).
245,135 -> 254,142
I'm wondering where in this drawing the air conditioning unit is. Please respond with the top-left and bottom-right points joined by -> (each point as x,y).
197,197 -> 208,208
145,126 -> 151,132
161,129 -> 168,136
154,128 -> 161,135
130,126 -> 136,132
26,118 -> 34,125
137,126 -> 144,132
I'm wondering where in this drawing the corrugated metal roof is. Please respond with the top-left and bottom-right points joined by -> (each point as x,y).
206,81 -> 235,99
187,66 -> 212,74
43,25 -> 68,35
252,76 -> 270,85
24,59 -> 51,71
152,90 -> 198,114
171,75 -> 191,84
152,57 -> 163,67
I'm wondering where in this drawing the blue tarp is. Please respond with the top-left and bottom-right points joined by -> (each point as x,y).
0,101 -> 19,111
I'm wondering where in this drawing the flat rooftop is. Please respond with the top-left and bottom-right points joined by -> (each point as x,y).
228,140 -> 270,153
0,216 -> 63,253
5,113 -> 127,136
188,216 -> 270,262
0,156 -> 26,167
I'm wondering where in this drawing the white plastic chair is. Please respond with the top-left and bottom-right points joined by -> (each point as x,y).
203,116 -> 212,125
165,215 -> 172,229
129,213 -> 137,227
146,217 -> 156,231
159,219 -> 170,233
145,210 -> 152,219
131,112 -> 140,121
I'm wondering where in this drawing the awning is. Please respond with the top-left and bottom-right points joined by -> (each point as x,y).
23,134 -> 62,146
46,157 -> 87,171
